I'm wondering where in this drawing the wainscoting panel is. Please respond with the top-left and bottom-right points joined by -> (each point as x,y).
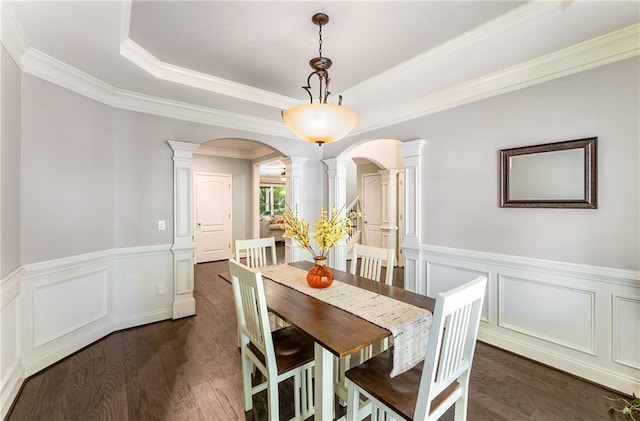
414,244 -> 640,395
33,269 -> 108,348
426,262 -> 490,322
111,248 -> 174,330
498,275 -> 595,354
612,294 -> 640,369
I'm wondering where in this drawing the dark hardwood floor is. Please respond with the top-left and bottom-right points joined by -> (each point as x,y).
6,247 -> 629,420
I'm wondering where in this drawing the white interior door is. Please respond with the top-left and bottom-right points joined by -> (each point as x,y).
195,173 -> 232,263
362,173 -> 383,247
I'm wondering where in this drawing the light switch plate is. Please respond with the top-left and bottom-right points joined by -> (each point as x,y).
158,220 -> 166,231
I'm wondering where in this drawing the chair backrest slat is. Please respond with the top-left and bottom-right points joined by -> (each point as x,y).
235,237 -> 277,268
414,276 -> 487,419
350,243 -> 395,285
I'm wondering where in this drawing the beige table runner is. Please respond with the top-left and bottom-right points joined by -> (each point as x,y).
260,264 -> 432,377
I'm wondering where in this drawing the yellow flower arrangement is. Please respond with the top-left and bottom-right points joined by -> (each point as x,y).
281,205 -> 362,258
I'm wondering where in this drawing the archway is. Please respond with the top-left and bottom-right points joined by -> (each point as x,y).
327,138 -> 425,291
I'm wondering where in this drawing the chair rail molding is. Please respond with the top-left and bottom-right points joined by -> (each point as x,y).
168,140 -> 199,319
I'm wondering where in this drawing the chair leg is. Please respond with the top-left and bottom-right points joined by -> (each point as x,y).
267,378 -> 279,421
301,366 -> 314,419
293,372 -> 301,420
454,373 -> 470,421
336,355 -> 350,406
346,380 -> 359,421
454,395 -> 468,421
241,352 -> 254,411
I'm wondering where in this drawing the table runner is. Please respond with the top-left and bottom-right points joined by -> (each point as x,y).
260,264 -> 432,377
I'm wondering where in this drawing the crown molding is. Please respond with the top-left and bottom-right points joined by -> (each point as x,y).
354,23 -> 640,135
113,89 -> 293,138
21,47 -> 295,139
343,0 -> 567,101
0,2 -> 29,68
22,49 -> 116,104
119,41 -> 296,111
120,0 -> 132,45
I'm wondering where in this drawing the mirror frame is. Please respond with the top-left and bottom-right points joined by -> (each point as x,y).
500,137 -> 597,209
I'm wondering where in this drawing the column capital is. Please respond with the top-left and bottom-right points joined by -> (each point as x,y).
167,140 -> 199,159
322,157 -> 352,173
400,139 -> 426,158
282,156 -> 308,171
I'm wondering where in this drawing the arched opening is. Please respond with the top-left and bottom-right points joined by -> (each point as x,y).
337,139 -> 405,267
194,138 -> 287,260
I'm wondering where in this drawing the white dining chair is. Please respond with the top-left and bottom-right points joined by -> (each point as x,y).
345,276 -> 487,421
229,259 -> 315,421
349,243 -> 395,359
235,237 -> 278,268
235,237 -> 287,331
350,243 -> 395,286
335,244 -> 396,405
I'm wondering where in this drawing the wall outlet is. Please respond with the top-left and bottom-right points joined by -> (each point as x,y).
158,220 -> 166,231
156,283 -> 166,295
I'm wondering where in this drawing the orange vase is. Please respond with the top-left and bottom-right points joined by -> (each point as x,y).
306,256 -> 334,288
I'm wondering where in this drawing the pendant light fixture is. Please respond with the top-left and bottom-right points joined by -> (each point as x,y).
282,13 -> 358,146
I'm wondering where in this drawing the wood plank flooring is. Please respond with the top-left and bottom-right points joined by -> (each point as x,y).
6,253 -> 630,420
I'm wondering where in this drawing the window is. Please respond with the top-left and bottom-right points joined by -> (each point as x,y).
259,185 -> 286,216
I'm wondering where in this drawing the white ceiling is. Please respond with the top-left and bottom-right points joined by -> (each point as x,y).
4,1 -> 639,158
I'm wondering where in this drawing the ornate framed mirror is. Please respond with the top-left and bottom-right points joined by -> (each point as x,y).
500,137 -> 597,208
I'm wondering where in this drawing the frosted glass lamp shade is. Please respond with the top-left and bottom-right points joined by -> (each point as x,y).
282,103 -> 358,145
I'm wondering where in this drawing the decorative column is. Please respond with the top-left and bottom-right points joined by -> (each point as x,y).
400,139 -> 426,294
379,169 -> 400,266
167,141 -> 198,319
282,156 -> 308,263
323,157 -> 351,271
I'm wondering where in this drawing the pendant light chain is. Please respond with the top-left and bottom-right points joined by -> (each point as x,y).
317,22 -> 324,103
318,22 -> 323,58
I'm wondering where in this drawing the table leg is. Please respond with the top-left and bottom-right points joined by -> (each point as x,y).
314,342 -> 335,420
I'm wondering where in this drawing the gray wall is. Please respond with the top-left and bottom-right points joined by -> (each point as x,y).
1,46 -> 22,277
418,58 -> 639,270
21,76 -> 115,265
193,154 -> 253,244
112,111 -> 177,248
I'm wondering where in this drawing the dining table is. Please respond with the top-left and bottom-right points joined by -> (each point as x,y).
219,261 -> 436,420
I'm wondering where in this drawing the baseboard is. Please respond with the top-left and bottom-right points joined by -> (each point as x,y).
479,329 -> 640,396
22,323 -> 112,377
0,359 -> 24,420
112,308 -> 173,331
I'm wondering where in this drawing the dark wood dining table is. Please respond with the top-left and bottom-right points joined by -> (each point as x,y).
219,261 -> 436,420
